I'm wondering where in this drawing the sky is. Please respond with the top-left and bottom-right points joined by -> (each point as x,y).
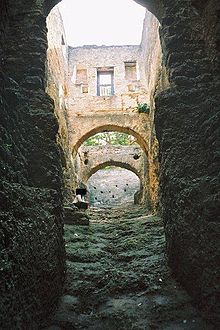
58,0 -> 146,47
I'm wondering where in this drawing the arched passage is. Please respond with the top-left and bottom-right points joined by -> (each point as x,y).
73,128 -> 150,206
86,160 -> 142,183
78,144 -> 145,183
87,164 -> 142,207
46,0 -> 161,22
48,1 -> 160,211
72,124 -> 149,159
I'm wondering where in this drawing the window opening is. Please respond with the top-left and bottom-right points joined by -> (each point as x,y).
75,68 -> 88,85
97,68 -> 114,96
125,61 -> 137,81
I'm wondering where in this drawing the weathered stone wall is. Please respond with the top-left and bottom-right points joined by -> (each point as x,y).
78,145 -> 145,183
68,45 -> 149,113
140,10 -> 163,99
46,6 -> 73,201
66,44 -> 157,203
46,6 -> 68,149
87,168 -> 141,207
0,0 -> 65,327
140,9 -> 163,209
151,0 -> 220,322
77,145 -> 148,204
191,0 -> 220,71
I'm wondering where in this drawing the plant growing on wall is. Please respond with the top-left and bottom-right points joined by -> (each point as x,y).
137,103 -> 150,114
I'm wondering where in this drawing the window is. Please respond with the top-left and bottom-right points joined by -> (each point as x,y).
75,69 -> 88,85
125,61 -> 137,81
97,68 -> 114,96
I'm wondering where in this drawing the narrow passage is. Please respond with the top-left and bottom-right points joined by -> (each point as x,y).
43,206 -> 213,329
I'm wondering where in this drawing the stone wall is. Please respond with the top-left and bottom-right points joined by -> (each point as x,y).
87,168 -> 141,207
77,145 -> 148,204
0,0 -> 65,327
46,6 -> 73,200
66,43 -> 159,206
140,9 -> 163,209
152,0 -> 220,322
46,5 -> 69,150
68,45 -> 149,113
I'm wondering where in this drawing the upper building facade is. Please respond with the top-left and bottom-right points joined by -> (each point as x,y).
67,45 -> 150,114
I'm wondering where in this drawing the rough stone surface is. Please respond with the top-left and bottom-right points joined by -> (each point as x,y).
87,168 -> 141,207
78,145 -> 149,204
153,0 -> 220,323
42,206 -> 214,329
46,6 -> 73,201
0,1 -> 65,327
63,207 -> 89,225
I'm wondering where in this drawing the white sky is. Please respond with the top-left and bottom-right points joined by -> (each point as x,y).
58,0 -> 146,47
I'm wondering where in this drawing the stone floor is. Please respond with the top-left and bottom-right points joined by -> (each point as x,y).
42,206 -> 215,330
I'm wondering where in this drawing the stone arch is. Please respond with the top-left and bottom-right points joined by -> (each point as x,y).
72,124 -> 149,159
85,160 -> 142,183
86,161 -> 143,205
78,145 -> 146,187
46,1 -> 162,21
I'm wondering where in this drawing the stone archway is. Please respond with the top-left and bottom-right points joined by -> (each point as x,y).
76,144 -> 149,205
50,5 -> 162,209
80,146 -> 144,182
87,160 -> 142,182
71,124 -> 149,158
86,161 -> 142,206
70,125 -> 150,206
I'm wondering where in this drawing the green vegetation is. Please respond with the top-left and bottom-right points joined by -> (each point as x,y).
137,103 -> 150,114
4,143 -> 13,150
84,132 -> 138,146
